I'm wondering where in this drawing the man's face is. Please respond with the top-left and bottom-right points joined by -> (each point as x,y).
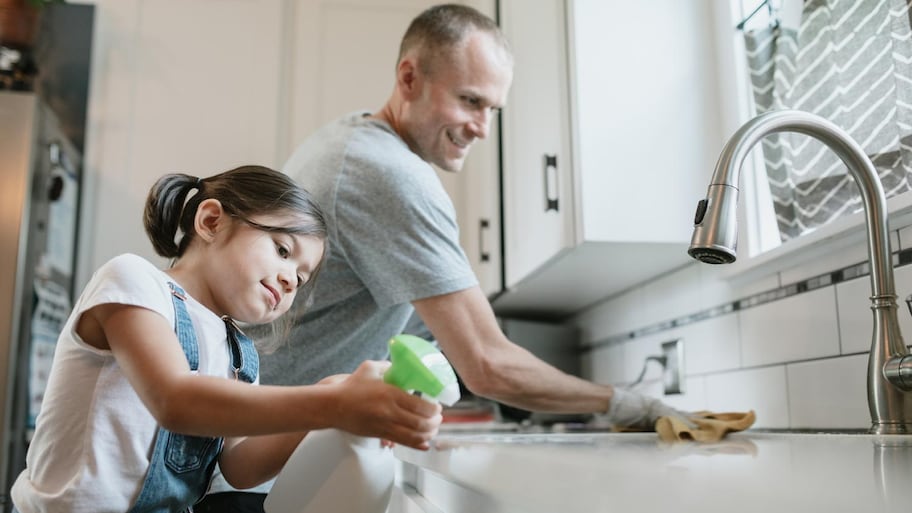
402,31 -> 513,172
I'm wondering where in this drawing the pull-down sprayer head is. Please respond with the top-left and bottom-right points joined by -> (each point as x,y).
688,183 -> 739,264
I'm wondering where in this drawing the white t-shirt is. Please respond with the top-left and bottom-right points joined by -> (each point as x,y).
11,253 -> 239,513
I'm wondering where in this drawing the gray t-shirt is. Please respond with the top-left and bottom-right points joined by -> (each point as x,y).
260,112 -> 478,386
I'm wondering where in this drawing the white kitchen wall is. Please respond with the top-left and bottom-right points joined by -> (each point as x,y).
572,227 -> 912,430
76,0 -> 289,290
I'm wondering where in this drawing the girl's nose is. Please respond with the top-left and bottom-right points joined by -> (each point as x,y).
278,266 -> 297,293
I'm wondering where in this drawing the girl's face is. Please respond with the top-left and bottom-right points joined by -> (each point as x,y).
204,213 -> 324,324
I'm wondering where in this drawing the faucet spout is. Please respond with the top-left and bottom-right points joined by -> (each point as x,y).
689,110 -> 912,434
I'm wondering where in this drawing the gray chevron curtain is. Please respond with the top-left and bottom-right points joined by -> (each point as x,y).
744,0 -> 912,241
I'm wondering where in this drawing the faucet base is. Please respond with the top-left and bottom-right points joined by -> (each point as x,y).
870,423 -> 912,435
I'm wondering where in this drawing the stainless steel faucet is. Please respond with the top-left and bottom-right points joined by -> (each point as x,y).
688,109 -> 912,435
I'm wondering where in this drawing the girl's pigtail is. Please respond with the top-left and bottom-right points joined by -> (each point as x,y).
143,173 -> 199,258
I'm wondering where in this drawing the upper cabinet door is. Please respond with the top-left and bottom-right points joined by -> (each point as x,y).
571,0 -> 717,244
499,0 -> 576,290
493,0 -> 725,316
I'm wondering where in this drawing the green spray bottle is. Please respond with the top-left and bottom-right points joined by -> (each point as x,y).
264,335 -> 460,513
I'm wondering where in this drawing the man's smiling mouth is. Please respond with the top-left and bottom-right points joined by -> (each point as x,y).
447,131 -> 469,149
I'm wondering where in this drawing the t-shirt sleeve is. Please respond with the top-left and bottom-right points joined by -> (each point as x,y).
333,154 -> 478,307
75,254 -> 173,328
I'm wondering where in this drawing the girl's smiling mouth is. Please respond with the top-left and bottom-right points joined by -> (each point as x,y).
263,283 -> 280,310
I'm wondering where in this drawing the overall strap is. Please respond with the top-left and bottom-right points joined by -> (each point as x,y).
221,316 -> 259,384
168,282 -> 198,371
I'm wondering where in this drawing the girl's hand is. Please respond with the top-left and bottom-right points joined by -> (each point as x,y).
327,360 -> 442,450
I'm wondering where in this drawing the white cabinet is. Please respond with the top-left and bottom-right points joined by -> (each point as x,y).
493,0 -> 724,317
498,0 -> 576,292
444,132 -> 502,297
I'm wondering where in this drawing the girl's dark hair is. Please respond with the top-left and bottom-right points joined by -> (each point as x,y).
143,165 -> 328,313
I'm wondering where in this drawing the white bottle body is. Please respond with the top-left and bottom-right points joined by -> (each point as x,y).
264,429 -> 395,513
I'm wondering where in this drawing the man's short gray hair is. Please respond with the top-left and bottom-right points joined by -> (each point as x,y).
397,3 -> 511,75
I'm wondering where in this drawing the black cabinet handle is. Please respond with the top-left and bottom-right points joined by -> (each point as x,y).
543,154 -> 559,212
479,218 -> 491,262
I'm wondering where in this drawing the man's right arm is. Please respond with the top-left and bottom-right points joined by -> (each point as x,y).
412,286 -> 614,413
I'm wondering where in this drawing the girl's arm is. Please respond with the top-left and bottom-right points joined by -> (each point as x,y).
85,303 -> 441,447
218,432 -> 309,489
215,373 -> 352,489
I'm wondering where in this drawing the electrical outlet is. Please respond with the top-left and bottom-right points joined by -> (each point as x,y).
661,339 -> 685,395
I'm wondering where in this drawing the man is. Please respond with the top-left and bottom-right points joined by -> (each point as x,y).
199,4 -> 684,511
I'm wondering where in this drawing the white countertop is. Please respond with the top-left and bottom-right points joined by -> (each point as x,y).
393,430 -> 912,513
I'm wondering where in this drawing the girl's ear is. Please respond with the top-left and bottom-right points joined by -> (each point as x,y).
195,198 -> 226,242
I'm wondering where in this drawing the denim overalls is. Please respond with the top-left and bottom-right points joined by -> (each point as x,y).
127,283 -> 259,513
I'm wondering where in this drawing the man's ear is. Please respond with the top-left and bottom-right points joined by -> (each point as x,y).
396,56 -> 422,100
194,198 -> 226,242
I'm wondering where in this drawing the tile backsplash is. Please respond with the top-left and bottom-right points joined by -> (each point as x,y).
571,240 -> 912,430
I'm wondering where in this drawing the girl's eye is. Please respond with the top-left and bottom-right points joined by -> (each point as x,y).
296,275 -> 306,289
277,244 -> 290,258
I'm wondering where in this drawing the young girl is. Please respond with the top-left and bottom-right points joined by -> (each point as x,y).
11,165 -> 442,513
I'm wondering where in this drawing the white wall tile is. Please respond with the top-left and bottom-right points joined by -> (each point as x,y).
780,232 -> 901,286
785,354 -> 869,429
706,264 -> 780,303
894,263 -> 912,334
638,264 -> 702,324
692,264 -> 740,311
837,275 -> 877,355
897,223 -> 912,249
582,343 -> 626,385
739,287 -> 840,367
576,255 -> 780,346
573,289 -> 645,343
837,264 -> 912,355
704,366 -> 790,428
676,314 -> 741,375
661,375 -> 707,412
779,238 -> 870,286
626,378 -> 663,400
622,334 -> 667,384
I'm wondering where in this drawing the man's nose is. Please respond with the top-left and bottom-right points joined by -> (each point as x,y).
468,109 -> 493,139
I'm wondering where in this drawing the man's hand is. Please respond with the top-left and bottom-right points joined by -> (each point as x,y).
599,387 -> 691,430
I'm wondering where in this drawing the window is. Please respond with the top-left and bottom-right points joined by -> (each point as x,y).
728,0 -> 912,259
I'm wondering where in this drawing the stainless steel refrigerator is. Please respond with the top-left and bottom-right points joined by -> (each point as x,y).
0,90 -> 81,509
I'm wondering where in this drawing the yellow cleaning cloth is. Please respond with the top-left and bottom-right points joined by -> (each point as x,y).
656,410 -> 756,443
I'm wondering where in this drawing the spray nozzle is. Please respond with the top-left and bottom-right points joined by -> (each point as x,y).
382,334 -> 460,406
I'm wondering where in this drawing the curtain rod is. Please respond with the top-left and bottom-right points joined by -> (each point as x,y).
736,0 -> 780,31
